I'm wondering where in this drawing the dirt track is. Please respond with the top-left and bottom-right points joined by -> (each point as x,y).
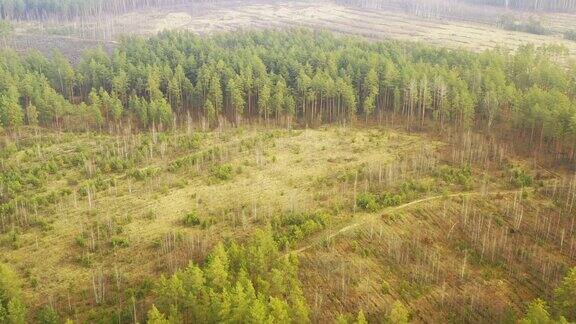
292,188 -> 526,254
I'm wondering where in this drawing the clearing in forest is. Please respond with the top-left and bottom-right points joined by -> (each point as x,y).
1,125 -> 574,322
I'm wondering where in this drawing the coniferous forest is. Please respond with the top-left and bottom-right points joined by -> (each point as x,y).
1,1 -> 576,323
1,30 -> 576,157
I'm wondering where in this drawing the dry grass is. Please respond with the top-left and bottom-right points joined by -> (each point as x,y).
298,185 -> 576,322
1,125 -> 439,320
1,124 -> 574,322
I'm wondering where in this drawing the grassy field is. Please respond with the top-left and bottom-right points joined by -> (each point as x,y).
1,123 -> 574,322
10,1 -> 576,60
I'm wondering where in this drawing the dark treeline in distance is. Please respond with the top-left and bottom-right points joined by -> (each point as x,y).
3,0 -> 576,23
0,0 -> 200,20
334,0 -> 576,13
0,29 -> 575,161
464,0 -> 576,11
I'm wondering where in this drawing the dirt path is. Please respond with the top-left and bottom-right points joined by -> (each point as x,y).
292,188 -> 524,254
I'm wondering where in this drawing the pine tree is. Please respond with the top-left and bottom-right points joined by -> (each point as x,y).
26,104 -> 38,126
241,65 -> 254,117
168,66 -> 184,113
0,85 -> 23,128
288,283 -> 309,324
130,96 -> 149,128
228,77 -> 245,125
554,267 -> 576,321
355,310 -> 367,324
204,99 -> 216,125
148,68 -> 164,102
363,94 -> 376,123
230,280 -> 251,323
112,70 -> 128,105
208,75 -> 223,121
335,314 -> 349,324
147,305 -> 170,324
340,77 -> 357,123
520,299 -> 554,324
364,68 -> 379,118
0,263 -> 21,308
45,51 -> 74,100
0,303 -> 6,323
268,297 -> 290,323
284,94 -> 296,127
389,301 -> 409,324
7,299 -> 26,324
37,306 -> 60,324
249,298 -> 268,323
272,78 -> 287,122
258,78 -> 271,122
109,93 -> 123,122
152,98 -> 173,128
205,243 -> 230,292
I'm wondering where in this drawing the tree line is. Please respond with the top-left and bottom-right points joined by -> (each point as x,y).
4,0 -> 576,21
334,0 -> 576,13
0,29 -> 575,159
463,0 -> 576,12
0,0 -> 206,20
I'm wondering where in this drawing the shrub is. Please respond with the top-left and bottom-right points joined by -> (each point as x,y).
356,192 -> 379,212
145,210 -> 156,220
272,211 -> 329,248
75,235 -> 87,248
510,167 -> 533,188
379,192 -> 404,208
499,15 -> 550,35
111,236 -> 129,248
76,254 -> 93,268
34,219 -> 54,232
178,134 -> 202,150
435,165 -> 472,185
129,167 -> 160,181
201,218 -> 216,229
182,211 -> 200,226
37,306 -> 60,324
210,164 -> 234,181
564,30 -> 576,41
381,280 -> 391,294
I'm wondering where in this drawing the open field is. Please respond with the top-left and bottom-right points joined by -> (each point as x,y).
1,124 -> 574,322
10,1 -> 576,60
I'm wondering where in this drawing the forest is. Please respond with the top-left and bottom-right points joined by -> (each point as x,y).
335,0 -> 576,12
0,0 -> 191,20
463,0 -> 576,11
1,30 -> 576,161
4,0 -> 576,21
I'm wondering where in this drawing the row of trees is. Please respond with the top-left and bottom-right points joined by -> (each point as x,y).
0,0 -> 198,20
464,0 -> 576,12
1,30 -> 576,157
5,0 -> 575,22
334,0 -> 576,13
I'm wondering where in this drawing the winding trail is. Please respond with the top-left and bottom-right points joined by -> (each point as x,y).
292,188 -> 525,255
